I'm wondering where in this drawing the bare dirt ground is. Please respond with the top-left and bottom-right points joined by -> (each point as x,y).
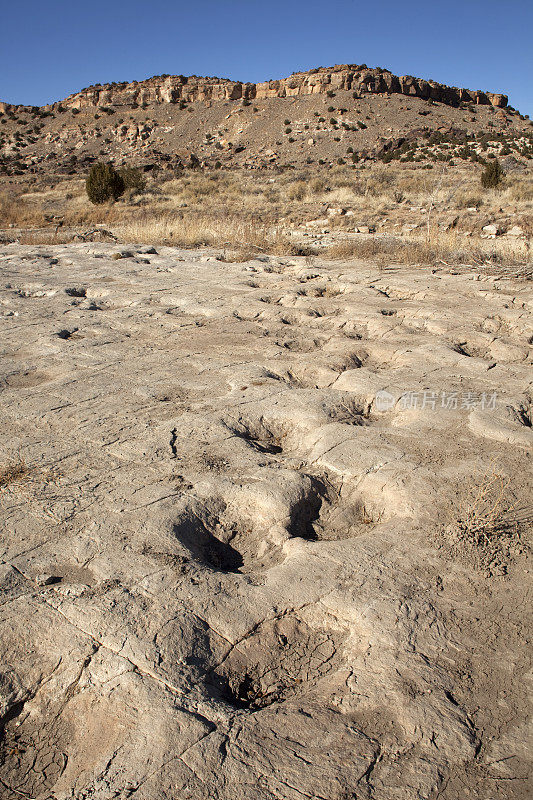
0,243 -> 532,799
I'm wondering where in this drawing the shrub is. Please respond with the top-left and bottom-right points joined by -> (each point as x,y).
481,158 -> 504,189
85,162 -> 124,204
287,181 -> 306,201
310,177 -> 326,193
118,166 -> 146,193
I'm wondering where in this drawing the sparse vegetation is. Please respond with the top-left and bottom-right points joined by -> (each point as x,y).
86,162 -> 124,204
445,468 -> 528,573
1,139 -> 530,270
0,459 -> 31,490
118,166 -> 146,193
481,158 -> 504,189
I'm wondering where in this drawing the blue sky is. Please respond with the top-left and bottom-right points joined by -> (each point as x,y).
1,0 -> 531,115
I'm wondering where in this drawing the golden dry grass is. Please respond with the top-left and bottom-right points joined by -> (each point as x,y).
323,229 -> 530,268
112,213 -> 307,256
1,162 -> 531,268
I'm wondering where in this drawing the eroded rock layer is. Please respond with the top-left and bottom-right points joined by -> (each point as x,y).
0,63 -> 508,114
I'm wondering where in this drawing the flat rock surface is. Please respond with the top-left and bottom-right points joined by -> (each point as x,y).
0,243 -> 531,800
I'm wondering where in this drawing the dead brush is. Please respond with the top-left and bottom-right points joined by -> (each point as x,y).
357,504 -> 384,525
449,468 -> 528,572
455,472 -> 511,548
0,459 -> 31,490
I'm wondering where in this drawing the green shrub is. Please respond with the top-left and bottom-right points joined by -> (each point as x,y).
481,158 -> 504,189
86,162 -> 124,204
118,166 -> 146,192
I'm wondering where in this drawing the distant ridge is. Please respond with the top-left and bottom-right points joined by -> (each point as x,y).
0,63 -> 509,114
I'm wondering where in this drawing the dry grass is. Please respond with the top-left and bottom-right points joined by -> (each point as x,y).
445,468 -> 530,573
112,213 -> 302,255
1,161 -> 530,269
323,229 -> 530,268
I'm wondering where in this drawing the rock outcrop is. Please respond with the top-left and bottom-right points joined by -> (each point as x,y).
0,244 -> 531,799
0,64 -> 509,115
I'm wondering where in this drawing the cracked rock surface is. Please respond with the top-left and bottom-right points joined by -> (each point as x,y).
0,244 -> 532,799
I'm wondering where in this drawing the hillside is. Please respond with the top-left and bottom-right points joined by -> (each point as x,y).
0,64 -> 531,178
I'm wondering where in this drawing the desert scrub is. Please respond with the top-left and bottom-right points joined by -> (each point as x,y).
480,158 -> 504,189
455,193 -> 483,209
507,176 -> 533,202
86,162 -> 125,204
286,181 -> 307,201
446,469 -> 527,574
118,166 -> 146,193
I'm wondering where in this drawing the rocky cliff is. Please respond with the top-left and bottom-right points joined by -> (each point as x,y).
0,64 -> 508,114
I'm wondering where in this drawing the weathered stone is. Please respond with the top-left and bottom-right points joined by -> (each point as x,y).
18,65 -> 505,113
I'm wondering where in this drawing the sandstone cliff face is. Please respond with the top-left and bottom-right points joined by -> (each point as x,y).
255,65 -> 507,107
1,64 -> 506,115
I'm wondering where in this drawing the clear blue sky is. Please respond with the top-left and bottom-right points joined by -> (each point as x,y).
1,0 -> 531,115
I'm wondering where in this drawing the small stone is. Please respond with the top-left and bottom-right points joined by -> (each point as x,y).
482,224 -> 500,236
36,574 -> 60,586
507,225 -> 524,237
